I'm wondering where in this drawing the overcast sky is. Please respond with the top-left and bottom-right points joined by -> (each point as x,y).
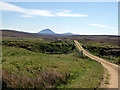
0,2 -> 118,35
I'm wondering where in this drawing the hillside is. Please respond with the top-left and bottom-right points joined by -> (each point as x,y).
1,30 -> 119,39
1,30 -> 59,40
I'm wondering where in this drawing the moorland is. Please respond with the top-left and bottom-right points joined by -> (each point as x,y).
1,30 -> 120,88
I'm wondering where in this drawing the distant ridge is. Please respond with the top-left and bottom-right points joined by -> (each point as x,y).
1,30 -> 119,40
62,32 -> 74,35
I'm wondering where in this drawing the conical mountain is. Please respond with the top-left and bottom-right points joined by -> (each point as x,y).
38,29 -> 55,34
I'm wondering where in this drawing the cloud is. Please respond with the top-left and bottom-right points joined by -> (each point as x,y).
63,10 -> 72,12
0,2 -> 88,18
0,2 -> 54,17
90,24 -> 107,28
56,11 -> 88,17
0,2 -> 25,12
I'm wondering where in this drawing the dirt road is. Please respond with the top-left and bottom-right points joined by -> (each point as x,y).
74,40 -> 119,88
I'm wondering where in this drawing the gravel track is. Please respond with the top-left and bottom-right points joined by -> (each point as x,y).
74,40 -> 119,88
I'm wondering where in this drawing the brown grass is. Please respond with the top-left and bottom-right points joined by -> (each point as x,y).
2,70 -> 67,88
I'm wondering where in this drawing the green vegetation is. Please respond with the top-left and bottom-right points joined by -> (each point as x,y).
103,69 -> 110,86
104,73 -> 110,85
2,40 -> 104,88
2,30 -> 120,88
78,39 -> 120,65
2,40 -> 74,54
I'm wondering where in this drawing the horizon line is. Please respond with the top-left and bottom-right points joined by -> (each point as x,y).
0,29 -> 119,36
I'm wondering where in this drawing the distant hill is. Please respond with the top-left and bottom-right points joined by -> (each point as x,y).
38,28 -> 75,35
1,30 -> 59,39
38,29 -> 56,34
1,30 -> 119,41
62,33 -> 74,35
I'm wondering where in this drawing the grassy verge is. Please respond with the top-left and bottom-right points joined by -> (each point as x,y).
99,68 -> 110,88
2,45 -> 104,88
